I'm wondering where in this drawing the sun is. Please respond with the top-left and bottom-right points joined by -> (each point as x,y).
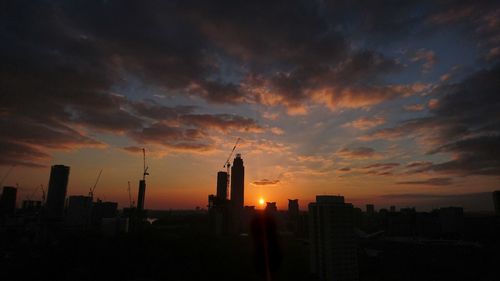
258,198 -> 265,206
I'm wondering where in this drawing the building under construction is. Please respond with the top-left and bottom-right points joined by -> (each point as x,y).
208,139 -> 244,235
208,138 -> 247,235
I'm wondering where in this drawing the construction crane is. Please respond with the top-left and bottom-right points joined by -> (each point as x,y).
0,165 -> 15,187
40,184 -> 46,204
88,169 -> 103,200
26,185 -> 40,201
223,138 -> 241,175
143,148 -> 149,181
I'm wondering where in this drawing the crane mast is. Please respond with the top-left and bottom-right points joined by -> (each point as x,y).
223,138 -> 241,193
89,169 -> 103,201
143,148 -> 149,181
223,138 -> 241,174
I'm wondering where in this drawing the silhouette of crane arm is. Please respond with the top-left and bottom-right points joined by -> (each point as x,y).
223,137 -> 241,168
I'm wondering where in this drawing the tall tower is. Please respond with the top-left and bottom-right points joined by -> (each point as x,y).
45,165 -> 70,219
216,171 -> 228,200
137,180 -> 146,211
137,148 -> 149,213
230,154 -> 244,209
288,199 -> 299,218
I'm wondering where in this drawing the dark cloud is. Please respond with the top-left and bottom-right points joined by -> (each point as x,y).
361,162 -> 400,176
180,114 -> 264,133
338,167 -> 351,172
363,163 -> 400,169
426,135 -> 500,176
129,102 -> 196,121
0,140 -> 49,168
363,64 -> 500,176
406,161 -> 433,168
2,0 -> 500,168
129,123 -> 210,151
122,146 -> 143,154
337,147 -> 378,159
252,179 -> 280,186
397,177 -> 453,186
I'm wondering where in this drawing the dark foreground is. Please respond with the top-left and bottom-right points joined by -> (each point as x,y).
1,211 -> 499,281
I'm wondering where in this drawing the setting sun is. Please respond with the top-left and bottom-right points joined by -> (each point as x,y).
258,198 -> 265,206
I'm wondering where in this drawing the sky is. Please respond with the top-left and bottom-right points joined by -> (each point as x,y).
1,0 -> 499,211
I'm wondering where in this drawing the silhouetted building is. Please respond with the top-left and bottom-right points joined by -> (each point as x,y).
101,217 -> 129,236
230,154 -> 244,209
66,195 -> 92,227
288,199 -> 300,233
0,186 -> 17,215
208,170 -> 232,235
91,200 -> 118,226
45,165 -> 70,219
366,204 -> 375,215
208,194 -> 231,235
309,195 -> 358,281
439,207 -> 464,237
266,202 -> 278,213
137,179 -> 146,211
390,205 -> 396,212
229,154 -> 245,233
288,199 -> 299,218
216,171 -> 228,200
493,191 -> 500,215
22,200 -> 42,211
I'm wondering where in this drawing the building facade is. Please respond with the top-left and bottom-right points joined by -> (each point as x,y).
309,195 -> 358,281
216,171 -> 228,200
230,154 -> 244,210
45,165 -> 70,219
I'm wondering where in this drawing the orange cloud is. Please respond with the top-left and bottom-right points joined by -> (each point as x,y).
342,116 -> 385,130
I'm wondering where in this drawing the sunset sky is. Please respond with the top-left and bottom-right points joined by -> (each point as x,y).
1,0 -> 499,211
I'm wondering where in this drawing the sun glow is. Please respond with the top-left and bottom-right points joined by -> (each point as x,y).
258,198 -> 265,206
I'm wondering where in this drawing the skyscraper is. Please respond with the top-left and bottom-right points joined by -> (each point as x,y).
137,179 -> 146,211
217,171 -> 228,200
288,199 -> 299,218
265,202 -> 278,213
0,186 -> 17,215
230,154 -> 244,209
309,195 -> 358,281
45,165 -> 70,219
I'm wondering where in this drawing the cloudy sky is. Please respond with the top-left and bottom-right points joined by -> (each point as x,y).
1,0 -> 499,211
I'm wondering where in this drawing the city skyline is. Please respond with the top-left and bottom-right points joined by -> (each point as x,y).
2,1 -> 500,211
